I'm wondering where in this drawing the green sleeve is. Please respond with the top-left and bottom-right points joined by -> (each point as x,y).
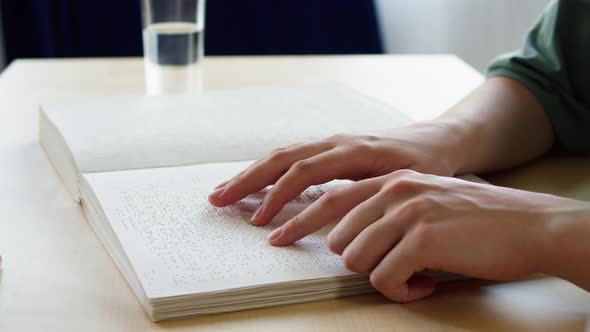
487,0 -> 590,154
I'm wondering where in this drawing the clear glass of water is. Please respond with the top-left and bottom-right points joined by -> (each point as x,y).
141,0 -> 205,95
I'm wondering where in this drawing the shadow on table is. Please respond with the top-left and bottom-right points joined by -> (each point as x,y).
486,155 -> 590,201
400,276 -> 589,332
156,276 -> 589,331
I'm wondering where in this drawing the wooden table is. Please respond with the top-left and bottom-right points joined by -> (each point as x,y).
1,55 -> 589,331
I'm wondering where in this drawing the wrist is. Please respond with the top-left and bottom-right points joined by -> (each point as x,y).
536,204 -> 590,282
422,118 -> 475,176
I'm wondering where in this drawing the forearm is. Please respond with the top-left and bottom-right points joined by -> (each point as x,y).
438,76 -> 555,174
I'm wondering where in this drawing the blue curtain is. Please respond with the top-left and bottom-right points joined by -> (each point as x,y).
1,0 -> 382,64
1,1 -> 143,60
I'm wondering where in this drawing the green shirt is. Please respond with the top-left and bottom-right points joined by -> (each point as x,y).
487,0 -> 590,153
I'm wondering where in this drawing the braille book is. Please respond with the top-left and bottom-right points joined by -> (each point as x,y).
39,83 -> 457,321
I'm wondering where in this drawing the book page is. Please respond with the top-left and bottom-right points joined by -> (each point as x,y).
83,161 -> 357,299
43,82 -> 411,173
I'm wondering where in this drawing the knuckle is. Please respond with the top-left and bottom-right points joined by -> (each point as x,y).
341,250 -> 363,273
268,148 -> 289,162
393,169 -> 417,177
291,159 -> 313,175
328,133 -> 350,141
319,141 -> 336,151
326,232 -> 344,255
232,172 -> 244,183
284,215 -> 303,233
355,134 -> 371,140
343,249 -> 373,275
411,223 -> 435,251
369,271 -> 388,292
319,189 -> 344,209
383,177 -> 419,195
347,142 -> 374,156
394,196 -> 434,221
360,134 -> 380,143
263,183 -> 289,204
270,146 -> 286,154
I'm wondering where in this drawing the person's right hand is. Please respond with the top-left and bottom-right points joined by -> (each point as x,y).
208,121 -> 467,226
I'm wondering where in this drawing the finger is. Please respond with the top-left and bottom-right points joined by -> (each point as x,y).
326,187 -> 391,255
370,234 -> 435,302
214,168 -> 251,189
267,178 -> 383,246
212,147 -> 290,190
209,170 -> 251,205
214,181 -> 230,190
213,175 -> 241,190
210,160 -> 281,201
209,142 -> 332,207
211,156 -> 272,194
329,173 -> 431,255
251,148 -> 368,225
340,214 -> 405,275
341,195 -> 436,274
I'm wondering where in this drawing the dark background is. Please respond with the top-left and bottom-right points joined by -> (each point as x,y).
0,0 -> 382,65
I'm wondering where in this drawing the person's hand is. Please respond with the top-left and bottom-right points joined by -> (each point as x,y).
209,121 -> 467,225
263,169 -> 589,302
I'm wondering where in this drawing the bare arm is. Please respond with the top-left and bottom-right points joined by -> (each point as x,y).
439,76 -> 554,174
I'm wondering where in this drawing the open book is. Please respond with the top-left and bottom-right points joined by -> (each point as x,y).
39,83 -> 457,321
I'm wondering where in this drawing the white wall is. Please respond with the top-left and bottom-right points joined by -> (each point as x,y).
375,0 -> 550,72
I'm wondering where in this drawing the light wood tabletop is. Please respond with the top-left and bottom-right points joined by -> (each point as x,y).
1,55 -> 589,331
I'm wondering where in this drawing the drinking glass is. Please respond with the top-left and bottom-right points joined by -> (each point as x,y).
141,0 -> 206,95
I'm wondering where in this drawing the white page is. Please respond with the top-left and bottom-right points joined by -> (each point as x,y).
83,161 -> 358,300
43,82 -> 411,173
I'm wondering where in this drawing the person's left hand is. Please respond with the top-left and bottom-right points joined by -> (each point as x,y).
264,169 -> 588,302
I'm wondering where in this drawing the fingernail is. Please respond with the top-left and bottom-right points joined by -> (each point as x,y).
209,186 -> 226,198
250,205 -> 264,224
267,226 -> 283,242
